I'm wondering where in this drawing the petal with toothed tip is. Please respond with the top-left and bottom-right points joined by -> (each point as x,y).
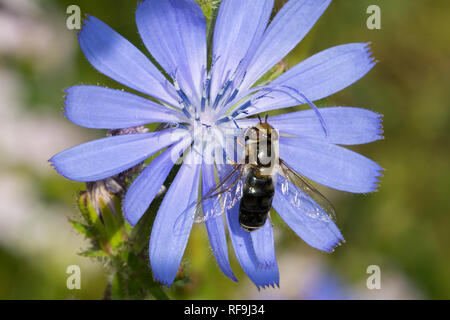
202,163 -> 237,282
217,165 -> 279,289
240,0 -> 332,92
279,137 -> 383,193
237,107 -> 384,145
78,15 -> 178,106
239,43 -> 376,117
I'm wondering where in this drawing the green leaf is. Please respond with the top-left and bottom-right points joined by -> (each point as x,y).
172,277 -> 191,287
148,286 -> 169,300
77,191 -> 100,226
79,249 -> 109,258
69,219 -> 93,238
111,272 -> 126,300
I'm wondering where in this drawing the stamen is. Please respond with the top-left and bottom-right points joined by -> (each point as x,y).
171,69 -> 193,119
202,71 -> 212,112
212,75 -> 232,110
201,79 -> 209,112
216,116 -> 232,126
224,63 -> 248,107
200,55 -> 221,113
225,88 -> 239,105
181,106 -> 192,119
230,100 -> 252,118
215,87 -> 274,124
177,89 -> 192,108
201,95 -> 206,113
225,70 -> 247,105
213,59 -> 247,111
279,86 -> 329,137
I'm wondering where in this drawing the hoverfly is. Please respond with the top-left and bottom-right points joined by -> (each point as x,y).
174,114 -> 336,233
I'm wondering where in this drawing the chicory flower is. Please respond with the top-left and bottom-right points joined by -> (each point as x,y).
50,0 -> 383,288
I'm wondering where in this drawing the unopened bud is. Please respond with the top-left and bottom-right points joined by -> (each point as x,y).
86,179 -> 121,217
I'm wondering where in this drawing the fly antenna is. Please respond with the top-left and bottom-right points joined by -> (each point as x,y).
257,114 -> 262,123
264,114 -> 269,123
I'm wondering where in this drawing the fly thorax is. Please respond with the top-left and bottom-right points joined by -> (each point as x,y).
244,124 -> 279,177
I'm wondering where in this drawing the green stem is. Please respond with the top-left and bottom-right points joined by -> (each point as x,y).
206,2 -> 220,68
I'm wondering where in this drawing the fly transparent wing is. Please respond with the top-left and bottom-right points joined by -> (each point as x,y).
197,164 -> 245,223
278,158 -> 336,222
173,164 -> 245,234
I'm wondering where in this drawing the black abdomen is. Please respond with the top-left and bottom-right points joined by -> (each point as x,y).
239,170 -> 274,232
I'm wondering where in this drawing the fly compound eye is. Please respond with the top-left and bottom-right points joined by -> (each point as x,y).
245,127 -> 259,141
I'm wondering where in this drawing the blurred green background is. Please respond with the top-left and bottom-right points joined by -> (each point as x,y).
0,0 -> 449,299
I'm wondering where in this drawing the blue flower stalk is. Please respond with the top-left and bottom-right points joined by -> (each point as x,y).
51,0 -> 383,289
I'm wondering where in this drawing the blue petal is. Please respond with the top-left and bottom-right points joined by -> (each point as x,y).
226,203 -> 279,289
245,43 -> 376,115
64,85 -> 184,129
123,143 -> 181,226
241,0 -> 332,90
136,0 -> 206,103
149,161 -> 201,287
202,163 -> 237,282
50,129 -> 186,182
273,174 -> 343,252
262,107 -> 382,145
78,16 -> 177,106
210,0 -> 274,100
219,166 -> 279,289
279,137 -> 383,193
250,220 -> 279,271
